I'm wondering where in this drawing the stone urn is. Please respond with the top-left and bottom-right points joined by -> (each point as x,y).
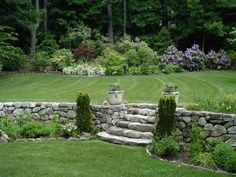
161,91 -> 180,104
107,91 -> 124,105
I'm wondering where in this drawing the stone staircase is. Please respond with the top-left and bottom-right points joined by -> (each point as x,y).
97,104 -> 157,145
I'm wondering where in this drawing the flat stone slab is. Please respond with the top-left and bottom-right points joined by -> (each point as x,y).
117,121 -> 155,132
97,132 -> 152,146
125,114 -> 150,123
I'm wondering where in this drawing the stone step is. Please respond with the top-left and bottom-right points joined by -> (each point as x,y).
124,114 -> 156,124
125,103 -> 158,110
107,126 -> 153,139
127,108 -> 156,116
117,121 -> 155,132
97,132 -> 152,146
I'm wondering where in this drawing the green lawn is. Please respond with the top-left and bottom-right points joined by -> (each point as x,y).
0,70 -> 235,104
0,140 -> 233,177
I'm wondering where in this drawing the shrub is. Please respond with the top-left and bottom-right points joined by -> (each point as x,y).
155,96 -> 176,137
213,142 -> 236,172
63,64 -> 105,76
128,66 -> 141,75
206,50 -> 231,70
183,44 -> 206,71
59,122 -> 77,138
151,134 -> 180,157
191,152 -> 217,169
104,49 -> 123,67
137,44 -> 158,65
106,65 -> 125,76
140,65 -> 152,75
188,124 -> 203,158
161,45 -> 184,66
20,121 -> 47,138
148,65 -> 161,74
37,35 -> 59,57
0,25 -> 27,71
72,44 -> 94,62
0,117 -> 21,139
32,51 -> 50,71
44,117 -> 59,137
225,151 -> 236,173
125,49 -> 140,66
76,92 -> 92,133
51,49 -> 74,71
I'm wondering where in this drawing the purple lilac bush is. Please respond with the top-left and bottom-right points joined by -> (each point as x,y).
206,50 -> 231,70
183,44 -> 206,71
161,45 -> 184,66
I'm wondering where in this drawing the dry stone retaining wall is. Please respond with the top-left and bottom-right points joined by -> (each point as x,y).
0,102 -> 235,147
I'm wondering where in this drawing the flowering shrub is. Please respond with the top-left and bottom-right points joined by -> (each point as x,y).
206,50 -> 231,70
72,44 -> 94,62
183,44 -> 206,71
51,49 -> 74,71
161,45 -> 184,66
59,122 -> 77,138
63,64 -> 105,76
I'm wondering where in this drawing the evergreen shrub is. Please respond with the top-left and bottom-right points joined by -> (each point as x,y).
76,92 -> 92,132
155,95 -> 176,137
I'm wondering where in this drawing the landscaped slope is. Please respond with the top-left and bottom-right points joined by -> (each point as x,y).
0,140 -> 234,177
0,71 -> 235,103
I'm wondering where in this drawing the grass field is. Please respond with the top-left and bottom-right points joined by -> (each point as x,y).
0,70 -> 235,104
0,140 -> 234,177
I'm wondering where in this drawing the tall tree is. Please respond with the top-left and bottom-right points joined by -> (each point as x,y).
123,0 -> 127,35
44,0 -> 48,36
107,3 -> 113,43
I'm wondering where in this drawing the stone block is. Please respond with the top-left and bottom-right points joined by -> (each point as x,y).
211,125 -> 227,137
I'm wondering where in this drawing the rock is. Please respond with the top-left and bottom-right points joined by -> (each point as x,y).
52,103 -> 59,111
147,117 -> 156,123
183,128 -> 190,138
200,131 -> 210,139
222,115 -> 233,122
33,107 -> 41,113
183,117 -> 191,123
128,123 -> 154,132
67,110 -> 76,119
32,113 -> 40,119
198,117 -> 206,126
13,109 -> 24,117
58,111 -> 67,117
41,114 -> 49,121
224,121 -> 233,129
178,122 -> 186,129
141,132 -> 153,139
101,123 -> 109,130
182,111 -> 191,116
204,123 -> 213,131
225,139 -> 236,148
122,130 -> 142,138
175,128 -> 183,136
234,116 -> 236,125
38,109 -> 47,116
0,103 -> 3,110
0,111 -> 6,117
191,116 -> 199,122
228,126 -> 236,134
25,108 -> 32,114
0,130 -> 10,142
211,125 -> 227,137
22,103 -> 30,108
102,101 -> 109,106
206,134 -> 230,142
8,107 -> 15,111
96,112 -> 103,118
5,102 -> 13,107
46,108 -> 53,115
14,102 -> 22,108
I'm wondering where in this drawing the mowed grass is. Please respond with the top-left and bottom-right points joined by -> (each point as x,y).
0,140 -> 234,177
0,70 -> 235,104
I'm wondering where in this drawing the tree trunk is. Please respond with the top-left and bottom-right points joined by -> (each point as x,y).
202,34 -> 205,53
30,0 -> 40,56
44,0 -> 48,36
107,4 -> 113,44
123,0 -> 127,35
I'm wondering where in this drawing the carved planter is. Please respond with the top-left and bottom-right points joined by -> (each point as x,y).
107,91 -> 124,105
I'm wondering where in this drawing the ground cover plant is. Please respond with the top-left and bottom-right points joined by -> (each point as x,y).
0,140 -> 234,177
0,71 -> 235,113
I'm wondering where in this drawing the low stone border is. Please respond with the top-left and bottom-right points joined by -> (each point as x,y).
146,145 -> 236,176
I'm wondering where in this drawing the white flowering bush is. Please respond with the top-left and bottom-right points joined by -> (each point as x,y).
63,64 -> 105,76
59,122 -> 77,138
51,49 -> 74,71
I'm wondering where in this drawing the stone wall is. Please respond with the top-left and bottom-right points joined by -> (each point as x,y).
0,102 -> 235,147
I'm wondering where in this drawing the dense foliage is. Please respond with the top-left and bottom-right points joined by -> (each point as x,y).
76,92 -> 92,133
0,0 -> 235,73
